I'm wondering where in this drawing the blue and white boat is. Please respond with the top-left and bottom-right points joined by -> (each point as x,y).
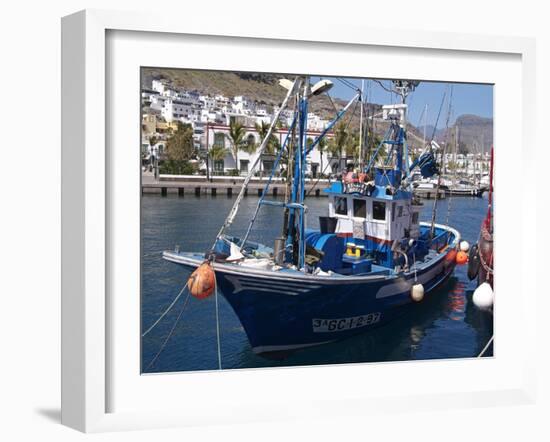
163,78 -> 461,356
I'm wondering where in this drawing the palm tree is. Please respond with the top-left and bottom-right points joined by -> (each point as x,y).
209,145 -> 228,176
329,122 -> 350,173
317,136 -> 327,177
345,132 -> 360,166
226,120 -> 246,174
255,121 -> 278,154
242,133 -> 257,155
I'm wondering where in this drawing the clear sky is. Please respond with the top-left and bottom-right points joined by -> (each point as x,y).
311,77 -> 493,129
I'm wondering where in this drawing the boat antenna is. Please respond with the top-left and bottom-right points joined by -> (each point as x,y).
391,80 -> 419,104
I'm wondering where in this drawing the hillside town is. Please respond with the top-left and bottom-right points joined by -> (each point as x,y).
142,78 -> 336,178
141,77 -> 491,181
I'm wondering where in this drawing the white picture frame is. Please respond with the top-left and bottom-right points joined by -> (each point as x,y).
61,9 -> 537,433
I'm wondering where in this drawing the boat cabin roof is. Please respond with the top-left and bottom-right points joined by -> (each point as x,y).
323,181 -> 412,201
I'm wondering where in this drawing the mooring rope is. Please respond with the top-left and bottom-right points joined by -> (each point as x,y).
144,288 -> 192,372
477,335 -> 494,358
142,281 -> 189,337
214,278 -> 222,370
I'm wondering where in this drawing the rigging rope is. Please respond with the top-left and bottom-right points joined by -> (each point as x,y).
445,116 -> 457,227
142,281 -> 189,337
214,278 -> 222,370
430,86 -> 453,238
240,113 -> 298,248
336,77 -> 360,92
211,77 -> 299,250
320,77 -> 340,114
144,287 -> 192,372
477,335 -> 494,357
305,99 -> 359,197
143,273 -> 223,371
373,79 -> 393,94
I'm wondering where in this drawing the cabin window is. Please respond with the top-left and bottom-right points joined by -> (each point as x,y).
353,199 -> 366,218
392,202 -> 396,221
412,212 -> 419,224
398,205 -> 403,217
334,197 -> 348,216
373,201 -> 386,221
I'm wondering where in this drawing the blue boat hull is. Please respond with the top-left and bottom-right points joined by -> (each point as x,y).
164,245 -> 457,355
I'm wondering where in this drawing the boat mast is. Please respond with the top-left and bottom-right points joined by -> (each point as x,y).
392,80 -> 417,177
430,85 -> 453,237
423,103 -> 428,147
359,79 -> 365,170
285,76 -> 310,269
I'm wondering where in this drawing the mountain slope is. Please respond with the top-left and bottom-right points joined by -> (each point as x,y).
142,68 -> 492,153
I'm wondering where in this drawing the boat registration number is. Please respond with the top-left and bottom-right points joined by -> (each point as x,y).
312,312 -> 381,333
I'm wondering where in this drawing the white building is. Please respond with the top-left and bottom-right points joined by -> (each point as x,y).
232,95 -> 251,114
149,94 -> 167,111
307,113 -> 329,131
200,123 -> 334,177
162,99 -> 191,122
254,108 -> 271,125
151,79 -> 169,95
199,95 -> 216,110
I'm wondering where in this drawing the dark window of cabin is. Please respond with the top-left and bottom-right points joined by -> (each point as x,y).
353,199 -> 366,218
334,197 -> 348,215
412,212 -> 419,224
373,201 -> 386,220
398,205 -> 403,217
392,202 -> 396,221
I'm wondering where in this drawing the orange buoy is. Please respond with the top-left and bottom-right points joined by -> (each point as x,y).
456,250 -> 468,265
187,262 -> 216,299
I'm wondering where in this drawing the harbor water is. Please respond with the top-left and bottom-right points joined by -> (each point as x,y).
141,193 -> 494,373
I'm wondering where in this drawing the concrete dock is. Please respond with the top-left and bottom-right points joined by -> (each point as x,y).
142,173 -> 446,199
142,173 -> 328,197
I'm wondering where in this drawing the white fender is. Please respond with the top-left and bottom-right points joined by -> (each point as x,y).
411,284 -> 425,302
473,282 -> 494,309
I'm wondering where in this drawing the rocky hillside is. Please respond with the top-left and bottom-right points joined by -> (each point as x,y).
455,114 -> 493,153
142,68 -> 491,153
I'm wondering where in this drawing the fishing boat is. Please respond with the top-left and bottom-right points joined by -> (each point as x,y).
163,78 -> 463,356
468,147 -> 494,309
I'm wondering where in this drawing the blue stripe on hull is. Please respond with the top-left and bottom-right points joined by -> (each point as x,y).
216,260 -> 455,354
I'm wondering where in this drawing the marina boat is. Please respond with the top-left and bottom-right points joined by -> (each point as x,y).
163,78 -> 463,356
441,179 -> 487,197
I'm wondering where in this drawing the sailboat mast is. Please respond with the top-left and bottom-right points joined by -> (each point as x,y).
430,85 -> 453,237
423,103 -> 428,147
359,79 -> 365,170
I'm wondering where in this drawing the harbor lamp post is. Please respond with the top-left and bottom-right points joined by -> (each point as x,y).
152,145 -> 159,181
